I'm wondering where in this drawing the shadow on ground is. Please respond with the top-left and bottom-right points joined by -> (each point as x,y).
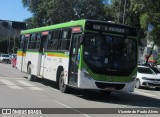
23,76 -> 160,108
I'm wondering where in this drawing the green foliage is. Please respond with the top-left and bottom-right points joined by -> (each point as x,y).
139,13 -> 149,29
103,5 -> 116,21
22,0 -> 105,27
22,0 -> 42,13
131,0 -> 160,45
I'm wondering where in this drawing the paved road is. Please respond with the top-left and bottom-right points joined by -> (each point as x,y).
0,63 -> 160,117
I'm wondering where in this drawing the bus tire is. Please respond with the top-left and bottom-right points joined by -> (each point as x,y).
27,64 -> 34,81
135,79 -> 141,89
59,71 -> 68,93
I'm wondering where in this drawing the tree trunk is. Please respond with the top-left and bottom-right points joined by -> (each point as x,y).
145,44 -> 154,65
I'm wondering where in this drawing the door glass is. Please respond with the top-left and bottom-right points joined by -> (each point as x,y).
69,34 -> 81,86
39,35 -> 47,53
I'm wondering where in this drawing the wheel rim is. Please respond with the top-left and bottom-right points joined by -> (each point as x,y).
60,78 -> 64,88
60,73 -> 65,89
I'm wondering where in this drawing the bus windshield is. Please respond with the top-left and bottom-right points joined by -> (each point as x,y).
83,32 -> 137,76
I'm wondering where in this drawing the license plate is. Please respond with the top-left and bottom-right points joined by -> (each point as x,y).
153,82 -> 159,84
105,87 -> 115,91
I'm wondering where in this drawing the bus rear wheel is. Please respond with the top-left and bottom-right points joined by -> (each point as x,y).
27,64 -> 35,81
59,71 -> 68,93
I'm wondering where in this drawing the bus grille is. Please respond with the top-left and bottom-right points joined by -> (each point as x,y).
95,82 -> 125,90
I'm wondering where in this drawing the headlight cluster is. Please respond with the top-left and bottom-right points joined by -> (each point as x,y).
82,68 -> 92,79
142,77 -> 149,80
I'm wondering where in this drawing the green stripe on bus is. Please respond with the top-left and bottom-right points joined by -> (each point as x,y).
21,20 -> 86,34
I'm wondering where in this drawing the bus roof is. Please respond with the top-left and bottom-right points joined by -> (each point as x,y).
21,19 -> 86,34
21,19 -> 137,35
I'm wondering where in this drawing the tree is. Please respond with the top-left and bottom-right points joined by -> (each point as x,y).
22,0 -> 47,27
41,0 -> 75,24
131,0 -> 160,64
103,2 -> 116,21
22,0 -> 42,13
110,0 -> 145,48
22,0 -> 105,26
111,0 -> 141,28
132,0 -> 160,45
24,17 -> 34,29
111,0 -> 130,24
73,0 -> 105,20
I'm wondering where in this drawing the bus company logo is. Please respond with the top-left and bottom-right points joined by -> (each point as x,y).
2,109 -> 12,114
108,77 -> 114,82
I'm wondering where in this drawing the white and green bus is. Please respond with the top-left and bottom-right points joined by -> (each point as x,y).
16,19 -> 138,94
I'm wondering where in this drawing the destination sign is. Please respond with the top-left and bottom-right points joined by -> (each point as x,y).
85,21 -> 137,36
93,24 -> 125,33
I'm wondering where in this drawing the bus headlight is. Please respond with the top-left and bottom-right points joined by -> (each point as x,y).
142,77 -> 148,80
82,68 -> 92,79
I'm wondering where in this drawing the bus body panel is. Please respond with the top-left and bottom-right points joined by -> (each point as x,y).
16,51 -> 23,71
42,52 -> 69,82
40,53 -> 45,76
37,53 -> 42,75
42,55 -> 59,81
22,55 -> 27,73
23,51 -> 41,76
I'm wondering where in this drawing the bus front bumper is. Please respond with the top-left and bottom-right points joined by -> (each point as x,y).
78,72 -> 135,92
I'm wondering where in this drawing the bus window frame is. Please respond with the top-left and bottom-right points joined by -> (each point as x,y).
39,31 -> 49,53
47,30 -> 55,51
27,33 -> 37,50
35,33 -> 41,51
58,28 -> 72,51
23,35 -> 30,52
46,29 -> 63,52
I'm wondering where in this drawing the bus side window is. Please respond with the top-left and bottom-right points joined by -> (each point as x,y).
47,31 -> 54,51
52,30 -> 61,50
35,33 -> 41,50
59,29 -> 71,51
28,33 -> 36,50
39,32 -> 48,53
24,35 -> 30,52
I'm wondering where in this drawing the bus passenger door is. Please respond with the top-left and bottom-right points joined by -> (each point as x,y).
68,34 -> 81,86
39,34 -> 48,76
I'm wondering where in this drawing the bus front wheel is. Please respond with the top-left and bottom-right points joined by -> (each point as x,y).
59,71 -> 68,93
